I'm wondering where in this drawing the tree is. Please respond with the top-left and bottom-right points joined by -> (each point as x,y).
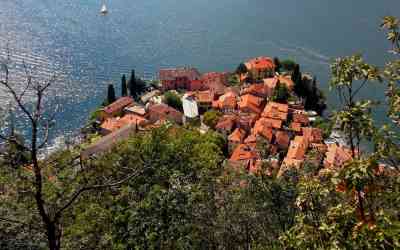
107,84 -> 116,104
235,63 -> 248,75
281,59 -> 297,71
282,17 -> 400,249
0,55 -> 139,250
274,57 -> 282,73
203,110 -> 222,129
164,91 -> 183,111
128,69 -> 136,98
103,126 -> 225,249
292,63 -> 304,96
272,81 -> 289,103
121,74 -> 127,97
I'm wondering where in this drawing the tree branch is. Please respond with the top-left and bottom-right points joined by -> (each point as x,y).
0,217 -> 42,231
55,167 -> 145,218
351,78 -> 368,99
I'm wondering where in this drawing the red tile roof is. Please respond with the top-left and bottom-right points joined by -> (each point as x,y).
253,119 -> 274,141
201,72 -> 229,93
282,136 -> 309,167
241,83 -> 269,97
238,94 -> 264,114
324,143 -> 353,169
244,133 -> 257,145
237,113 -> 259,130
262,102 -> 289,121
275,130 -> 290,149
196,90 -> 213,103
148,103 -> 183,124
245,57 -> 275,71
264,77 -> 279,88
230,144 -> 259,162
103,97 -> 134,114
101,114 -> 148,134
228,128 -> 247,143
214,91 -> 238,110
290,122 -> 302,133
302,127 -> 323,143
215,115 -> 237,132
159,67 -> 201,81
278,75 -> 295,90
292,112 -> 309,125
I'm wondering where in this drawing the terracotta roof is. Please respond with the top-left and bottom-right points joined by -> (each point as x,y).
214,91 -> 238,110
275,130 -> 290,149
238,94 -> 264,114
237,113 -> 258,129
302,127 -> 323,143
215,115 -> 237,132
282,136 -> 309,167
292,112 -> 309,125
125,105 -> 147,116
244,133 -> 257,145
148,103 -> 183,124
324,143 -> 353,169
263,77 -> 279,89
278,75 -> 295,90
196,90 -> 213,103
262,102 -> 289,121
101,114 -> 148,133
103,97 -> 134,114
310,143 -> 328,153
245,57 -> 275,71
230,144 -> 259,162
290,122 -> 302,133
253,119 -> 274,141
228,128 -> 247,143
159,67 -> 201,81
201,72 -> 229,92
241,83 -> 269,97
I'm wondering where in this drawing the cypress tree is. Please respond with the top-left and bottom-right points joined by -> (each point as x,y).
121,74 -> 128,97
236,63 -> 248,75
273,57 -> 281,73
107,84 -> 116,104
128,69 -> 136,98
292,64 -> 303,96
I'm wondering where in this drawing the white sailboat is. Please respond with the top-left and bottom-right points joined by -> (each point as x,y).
100,2 -> 108,15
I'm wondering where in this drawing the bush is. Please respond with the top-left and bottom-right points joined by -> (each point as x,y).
227,73 -> 239,86
203,110 -> 222,129
164,91 -> 183,111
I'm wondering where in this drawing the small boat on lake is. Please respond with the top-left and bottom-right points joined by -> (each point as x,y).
100,3 -> 108,15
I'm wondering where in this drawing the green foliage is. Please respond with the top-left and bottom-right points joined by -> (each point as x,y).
121,74 -> 127,97
256,136 -> 271,159
1,133 -> 30,167
107,84 -> 116,104
164,91 -> 183,111
227,73 -> 240,86
236,63 -> 248,75
274,57 -> 282,73
312,117 -> 333,139
281,59 -> 297,71
100,126 -> 225,249
203,110 -> 222,129
272,82 -> 289,103
381,17 -> 400,126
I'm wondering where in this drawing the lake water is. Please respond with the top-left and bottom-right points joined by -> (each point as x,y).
0,0 -> 399,146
